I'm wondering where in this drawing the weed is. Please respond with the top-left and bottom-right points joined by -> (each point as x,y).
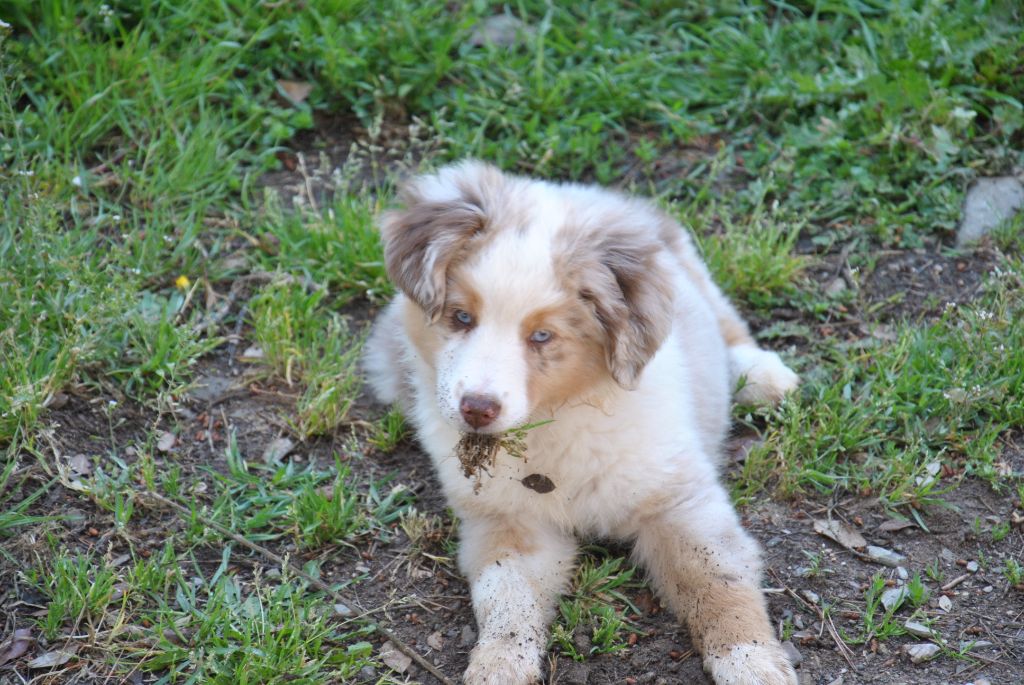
1003,558 -> 1024,587
33,553 -> 117,640
905,574 -> 930,608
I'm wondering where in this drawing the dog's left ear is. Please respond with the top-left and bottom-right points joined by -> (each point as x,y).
573,230 -> 674,390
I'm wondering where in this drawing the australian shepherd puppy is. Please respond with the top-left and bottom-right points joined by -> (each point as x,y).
364,161 -> 800,685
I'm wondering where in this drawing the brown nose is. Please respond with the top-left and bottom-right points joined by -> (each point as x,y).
460,393 -> 502,429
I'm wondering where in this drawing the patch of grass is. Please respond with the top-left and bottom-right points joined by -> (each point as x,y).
253,195 -> 392,306
735,260 -> 1024,506
249,282 -> 364,438
1004,558 -> 1024,588
550,553 -> 638,661
32,553 -> 117,641
140,559 -> 376,683
0,455 -> 63,551
368,407 -> 409,453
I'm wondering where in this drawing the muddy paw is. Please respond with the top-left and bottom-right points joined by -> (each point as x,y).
704,642 -> 798,685
462,638 -> 541,685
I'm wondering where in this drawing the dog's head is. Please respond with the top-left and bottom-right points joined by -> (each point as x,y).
381,161 -> 673,433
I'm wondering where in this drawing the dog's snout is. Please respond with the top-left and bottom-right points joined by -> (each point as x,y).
460,393 -> 502,429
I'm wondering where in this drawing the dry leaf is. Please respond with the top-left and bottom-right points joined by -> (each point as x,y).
813,518 -> 867,550
877,517 -> 916,534
0,628 -> 34,666
68,454 -> 91,476
277,79 -> 313,105
27,644 -> 76,669
379,640 -> 412,673
426,630 -> 444,651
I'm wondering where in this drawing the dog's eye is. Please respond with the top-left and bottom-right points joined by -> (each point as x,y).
453,309 -> 474,327
529,329 -> 553,344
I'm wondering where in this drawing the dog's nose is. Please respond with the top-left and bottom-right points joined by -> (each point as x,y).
460,393 -> 502,429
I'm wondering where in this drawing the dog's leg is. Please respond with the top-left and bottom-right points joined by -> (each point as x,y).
631,487 -> 797,685
458,516 -> 576,685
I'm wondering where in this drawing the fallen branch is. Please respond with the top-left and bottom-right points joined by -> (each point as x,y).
142,489 -> 454,685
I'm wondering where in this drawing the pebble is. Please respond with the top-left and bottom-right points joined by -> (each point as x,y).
881,587 -> 907,610
937,595 -> 952,612
866,545 -> 906,567
903,642 -> 940,664
333,603 -> 352,617
903,620 -> 935,639
459,624 -> 477,648
896,566 -> 908,580
782,640 -> 803,667
966,560 -> 979,573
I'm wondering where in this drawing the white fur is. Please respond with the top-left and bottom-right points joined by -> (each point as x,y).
364,162 -> 799,685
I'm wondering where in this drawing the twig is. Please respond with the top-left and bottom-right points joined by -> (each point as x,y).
141,489 -> 455,685
771,570 -> 856,668
942,573 -> 972,591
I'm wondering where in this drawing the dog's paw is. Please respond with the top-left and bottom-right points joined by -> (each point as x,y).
704,642 -> 798,685
463,638 -> 542,685
729,345 -> 799,406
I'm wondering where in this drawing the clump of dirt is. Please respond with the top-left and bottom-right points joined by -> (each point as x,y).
455,433 -> 502,487
454,428 -> 532,493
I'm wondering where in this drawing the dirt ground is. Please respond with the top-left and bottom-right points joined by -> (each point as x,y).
3,122 -> 1022,685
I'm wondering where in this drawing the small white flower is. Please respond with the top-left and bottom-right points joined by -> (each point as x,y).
16,169 -> 33,176
71,175 -> 83,187
0,19 -> 10,29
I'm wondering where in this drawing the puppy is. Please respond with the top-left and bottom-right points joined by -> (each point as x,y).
364,161 -> 799,685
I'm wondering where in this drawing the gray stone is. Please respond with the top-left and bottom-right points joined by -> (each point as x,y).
957,176 -> 1024,246
881,586 -> 908,611
903,642 -> 940,664
781,640 -> 803,667
903,620 -> 936,639
459,624 -> 477,648
187,373 -> 235,403
866,545 -> 906,567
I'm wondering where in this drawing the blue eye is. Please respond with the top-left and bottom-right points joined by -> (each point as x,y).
530,329 -> 552,344
454,310 -> 473,326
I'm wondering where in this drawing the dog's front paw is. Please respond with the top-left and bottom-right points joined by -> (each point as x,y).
730,345 -> 799,406
704,642 -> 798,685
463,638 -> 542,685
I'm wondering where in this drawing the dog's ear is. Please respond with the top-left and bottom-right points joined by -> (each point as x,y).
572,228 -> 674,390
380,188 -> 487,322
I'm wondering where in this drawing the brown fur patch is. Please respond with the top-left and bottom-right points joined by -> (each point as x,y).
400,297 -> 442,369
520,299 -> 609,411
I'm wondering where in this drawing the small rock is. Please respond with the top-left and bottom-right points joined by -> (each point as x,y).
903,642 -> 940,664
866,545 -> 906,567
825,277 -> 847,296
957,176 -> 1024,246
262,436 -> 295,464
241,346 -> 264,360
156,431 -> 176,452
896,566 -> 909,580
333,603 -> 352,617
379,641 -> 412,673
799,589 -> 820,606
426,631 -> 443,651
937,595 -> 952,612
959,640 -> 994,651
940,548 -> 956,563
359,666 -> 375,680
781,640 -> 803,667
973,678 -> 993,685
459,624 -> 477,648
881,587 -> 907,611
903,620 -> 935,639
966,560 -> 979,573
982,585 -> 993,593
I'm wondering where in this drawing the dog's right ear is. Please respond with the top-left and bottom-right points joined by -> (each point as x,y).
380,191 -> 486,322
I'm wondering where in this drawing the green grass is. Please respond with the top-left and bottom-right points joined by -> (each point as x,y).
2,0 -> 1024,681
